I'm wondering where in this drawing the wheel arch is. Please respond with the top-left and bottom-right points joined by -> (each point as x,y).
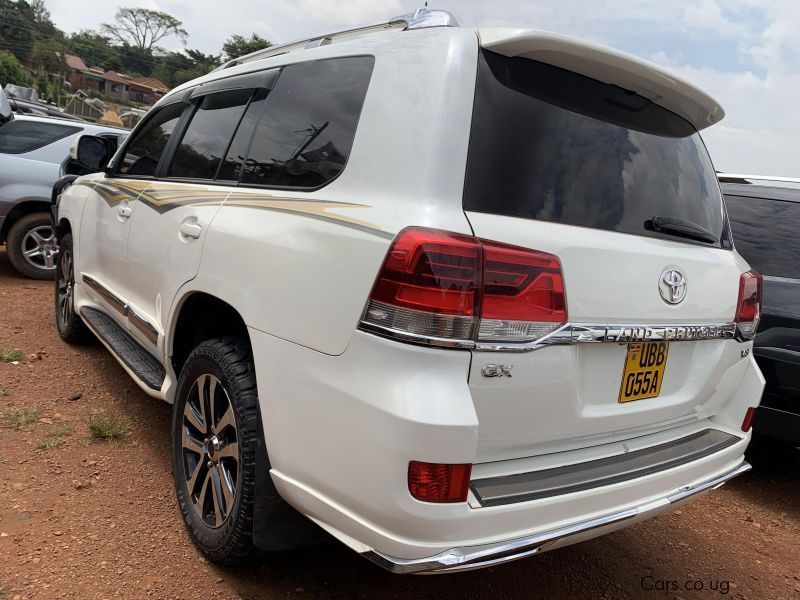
0,198 -> 51,243
169,291 -> 251,377
55,217 -> 73,240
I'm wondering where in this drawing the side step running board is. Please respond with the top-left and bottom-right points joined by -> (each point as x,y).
80,307 -> 166,391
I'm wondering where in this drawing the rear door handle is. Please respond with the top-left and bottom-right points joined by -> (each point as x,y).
118,206 -> 132,219
179,221 -> 203,239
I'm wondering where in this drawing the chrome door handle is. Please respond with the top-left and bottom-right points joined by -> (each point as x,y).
118,206 -> 132,219
179,221 -> 203,239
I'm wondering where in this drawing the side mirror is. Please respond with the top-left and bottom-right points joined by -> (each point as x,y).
70,135 -> 113,173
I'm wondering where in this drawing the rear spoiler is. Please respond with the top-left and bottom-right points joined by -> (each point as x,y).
478,28 -> 724,131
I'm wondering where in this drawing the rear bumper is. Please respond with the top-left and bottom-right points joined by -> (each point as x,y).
363,461 -> 750,573
249,327 -> 759,570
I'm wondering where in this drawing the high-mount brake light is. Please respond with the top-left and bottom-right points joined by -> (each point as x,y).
734,270 -> 762,340
359,227 -> 567,347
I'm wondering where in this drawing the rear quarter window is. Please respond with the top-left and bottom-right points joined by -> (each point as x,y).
463,50 -> 724,247
724,193 -> 800,279
0,120 -> 82,154
240,56 -> 374,190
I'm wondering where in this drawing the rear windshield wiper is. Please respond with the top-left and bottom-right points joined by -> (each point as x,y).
645,216 -> 719,245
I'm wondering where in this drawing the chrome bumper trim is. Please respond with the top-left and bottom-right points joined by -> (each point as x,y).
361,461 -> 751,574
359,321 -> 749,353
475,321 -> 746,353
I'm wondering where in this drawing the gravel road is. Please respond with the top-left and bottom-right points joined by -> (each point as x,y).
1,248 -> 798,600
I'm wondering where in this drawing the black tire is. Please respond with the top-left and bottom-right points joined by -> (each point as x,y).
54,233 -> 93,344
172,337 -> 261,563
6,212 -> 58,280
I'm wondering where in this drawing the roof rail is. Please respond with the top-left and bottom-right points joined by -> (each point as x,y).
214,8 -> 460,71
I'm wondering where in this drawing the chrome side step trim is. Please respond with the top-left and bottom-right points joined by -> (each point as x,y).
361,461 -> 751,574
471,429 -> 741,507
82,274 -> 159,345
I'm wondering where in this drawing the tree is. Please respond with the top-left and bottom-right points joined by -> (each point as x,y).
32,38 -> 64,74
101,8 -> 187,51
29,0 -> 49,24
152,49 -> 219,88
67,30 -> 121,70
0,50 -> 30,86
222,33 -> 272,61
0,0 -> 35,60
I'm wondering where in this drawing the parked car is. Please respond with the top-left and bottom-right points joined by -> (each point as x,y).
720,174 -> 800,445
6,96 -> 86,122
54,9 -> 764,573
0,114 -> 126,278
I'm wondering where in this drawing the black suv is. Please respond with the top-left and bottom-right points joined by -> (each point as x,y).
721,174 -> 800,445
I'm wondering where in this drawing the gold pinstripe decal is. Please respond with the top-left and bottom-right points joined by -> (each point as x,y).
79,179 -> 392,239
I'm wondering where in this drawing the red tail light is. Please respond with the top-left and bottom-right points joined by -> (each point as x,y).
741,406 -> 757,432
408,461 -> 472,503
360,227 -> 567,346
735,270 -> 762,339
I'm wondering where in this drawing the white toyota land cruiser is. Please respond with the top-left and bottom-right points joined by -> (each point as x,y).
53,9 -> 764,573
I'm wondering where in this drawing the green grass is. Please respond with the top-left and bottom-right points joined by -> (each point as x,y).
50,425 -> 72,437
0,348 -> 23,362
88,414 -> 128,441
38,438 -> 64,450
2,407 -> 39,430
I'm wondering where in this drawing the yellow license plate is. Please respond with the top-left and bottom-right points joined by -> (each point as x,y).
618,341 -> 669,403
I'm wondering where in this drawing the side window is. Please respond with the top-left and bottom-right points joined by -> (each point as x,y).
241,56 -> 374,189
168,89 -> 253,180
217,89 -> 268,182
0,120 -> 82,154
725,194 -> 800,279
118,102 -> 185,177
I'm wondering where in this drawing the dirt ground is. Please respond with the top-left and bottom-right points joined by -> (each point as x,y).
1,247 -> 799,600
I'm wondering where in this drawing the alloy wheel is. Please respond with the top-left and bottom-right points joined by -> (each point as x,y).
181,374 -> 240,528
21,225 -> 58,271
57,248 -> 74,325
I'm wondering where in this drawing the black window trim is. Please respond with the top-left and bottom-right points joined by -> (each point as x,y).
0,121 -> 83,154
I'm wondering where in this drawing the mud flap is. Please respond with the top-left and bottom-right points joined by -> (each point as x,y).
252,410 -> 328,551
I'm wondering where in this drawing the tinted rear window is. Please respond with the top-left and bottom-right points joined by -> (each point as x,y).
241,56 -> 374,189
464,51 -> 724,247
0,120 -> 81,153
724,193 -> 800,279
168,89 -> 253,180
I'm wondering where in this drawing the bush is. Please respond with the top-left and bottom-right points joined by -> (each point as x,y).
0,50 -> 30,87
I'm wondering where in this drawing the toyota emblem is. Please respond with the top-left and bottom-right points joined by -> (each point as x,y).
659,267 -> 687,304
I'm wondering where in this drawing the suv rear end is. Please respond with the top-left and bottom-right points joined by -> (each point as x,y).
247,26 -> 764,572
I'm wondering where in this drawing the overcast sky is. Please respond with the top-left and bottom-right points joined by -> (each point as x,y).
47,0 -> 799,177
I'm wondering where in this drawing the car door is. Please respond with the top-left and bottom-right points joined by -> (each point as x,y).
123,75 -> 274,351
78,102 -> 186,324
